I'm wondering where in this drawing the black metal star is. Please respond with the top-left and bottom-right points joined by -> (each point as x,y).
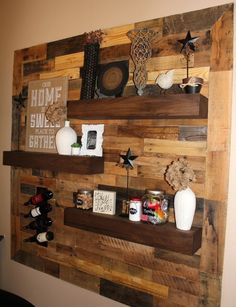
120,148 -> 138,169
14,92 -> 27,110
178,30 -> 199,53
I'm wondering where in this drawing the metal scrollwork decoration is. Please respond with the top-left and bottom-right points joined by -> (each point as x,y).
127,28 -> 157,96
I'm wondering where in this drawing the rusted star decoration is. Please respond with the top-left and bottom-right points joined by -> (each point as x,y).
178,30 -> 199,53
14,92 -> 27,110
119,148 -> 138,169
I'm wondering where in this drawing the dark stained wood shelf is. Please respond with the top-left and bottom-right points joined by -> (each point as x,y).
64,207 -> 202,255
67,94 -> 208,120
3,151 -> 104,174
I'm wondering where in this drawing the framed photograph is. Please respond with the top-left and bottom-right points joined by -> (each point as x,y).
93,190 -> 116,215
80,124 -> 104,156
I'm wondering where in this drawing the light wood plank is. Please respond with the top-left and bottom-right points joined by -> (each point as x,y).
55,52 -> 84,70
144,139 -> 207,157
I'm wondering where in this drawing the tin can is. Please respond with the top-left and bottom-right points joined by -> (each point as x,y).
141,190 -> 168,224
74,190 -> 93,210
129,198 -> 142,222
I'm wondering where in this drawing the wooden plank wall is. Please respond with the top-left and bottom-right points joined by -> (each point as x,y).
11,4 -> 233,306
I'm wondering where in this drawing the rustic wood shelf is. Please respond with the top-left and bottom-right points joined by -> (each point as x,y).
3,151 -> 104,174
64,207 -> 202,255
67,94 -> 208,120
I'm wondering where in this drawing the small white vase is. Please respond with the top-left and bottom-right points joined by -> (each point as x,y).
174,187 -> 196,231
55,121 -> 77,155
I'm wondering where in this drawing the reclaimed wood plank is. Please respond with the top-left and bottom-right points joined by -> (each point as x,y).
39,67 -> 80,80
100,279 -> 154,307
20,44 -> 47,63
55,52 -> 84,70
13,50 -> 23,96
210,6 -> 233,71
117,126 -> 179,140
47,34 -> 85,59
99,44 -> 130,64
60,264 -> 100,293
101,24 -> 134,48
162,4 -> 232,34
144,139 -> 207,157
23,59 -> 55,76
179,126 -> 207,141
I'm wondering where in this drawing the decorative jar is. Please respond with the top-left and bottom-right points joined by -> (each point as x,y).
141,190 -> 168,224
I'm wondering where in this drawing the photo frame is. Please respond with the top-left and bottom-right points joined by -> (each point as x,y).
80,124 -> 104,156
93,190 -> 116,215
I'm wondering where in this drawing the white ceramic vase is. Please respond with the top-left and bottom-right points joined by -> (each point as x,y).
174,187 -> 196,231
55,121 -> 77,155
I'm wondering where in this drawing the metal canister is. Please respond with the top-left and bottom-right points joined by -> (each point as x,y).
74,190 -> 93,210
141,190 -> 168,224
129,197 -> 142,222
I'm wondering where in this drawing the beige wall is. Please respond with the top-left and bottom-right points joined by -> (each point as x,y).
0,1 -> 235,306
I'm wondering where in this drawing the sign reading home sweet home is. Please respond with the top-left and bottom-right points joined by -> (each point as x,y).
26,77 -> 68,153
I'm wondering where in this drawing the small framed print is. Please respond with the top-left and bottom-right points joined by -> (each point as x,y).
93,190 -> 116,215
80,124 -> 104,156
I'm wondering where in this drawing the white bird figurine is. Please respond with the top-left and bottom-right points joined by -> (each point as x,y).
155,69 -> 175,94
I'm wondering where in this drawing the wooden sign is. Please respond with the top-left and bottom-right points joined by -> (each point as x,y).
93,190 -> 116,215
25,77 -> 68,153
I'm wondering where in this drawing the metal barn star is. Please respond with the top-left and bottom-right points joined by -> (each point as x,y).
14,92 -> 27,110
120,148 -> 138,169
178,30 -> 199,53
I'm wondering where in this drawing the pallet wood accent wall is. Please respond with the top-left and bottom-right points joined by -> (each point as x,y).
9,4 -> 233,306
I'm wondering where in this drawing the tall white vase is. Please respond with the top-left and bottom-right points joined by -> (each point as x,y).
55,121 -> 77,155
174,187 -> 196,231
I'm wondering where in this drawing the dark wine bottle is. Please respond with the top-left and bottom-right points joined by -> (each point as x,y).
24,216 -> 53,230
24,231 -> 54,245
24,202 -> 52,218
24,190 -> 53,206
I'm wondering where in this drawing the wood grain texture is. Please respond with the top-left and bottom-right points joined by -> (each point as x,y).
64,208 -> 202,255
210,6 -> 233,71
3,151 -> 104,174
9,4 -> 233,307
67,94 -> 208,120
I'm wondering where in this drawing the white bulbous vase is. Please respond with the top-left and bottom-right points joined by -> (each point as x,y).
55,121 -> 77,155
174,187 -> 196,231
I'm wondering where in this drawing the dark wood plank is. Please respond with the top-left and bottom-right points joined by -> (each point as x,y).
100,279 -> 153,307
3,151 -> 104,175
162,4 -> 233,35
67,94 -> 208,120
179,126 -> 207,141
64,208 -> 202,255
23,59 -> 54,76
47,34 -> 85,59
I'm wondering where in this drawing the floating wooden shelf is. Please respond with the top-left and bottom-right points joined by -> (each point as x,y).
3,151 -> 104,174
67,94 -> 208,120
64,207 -> 202,255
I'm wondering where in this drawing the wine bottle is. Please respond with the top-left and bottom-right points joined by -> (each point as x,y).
24,231 -> 54,245
24,190 -> 53,206
24,202 -> 52,218
24,216 -> 53,230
